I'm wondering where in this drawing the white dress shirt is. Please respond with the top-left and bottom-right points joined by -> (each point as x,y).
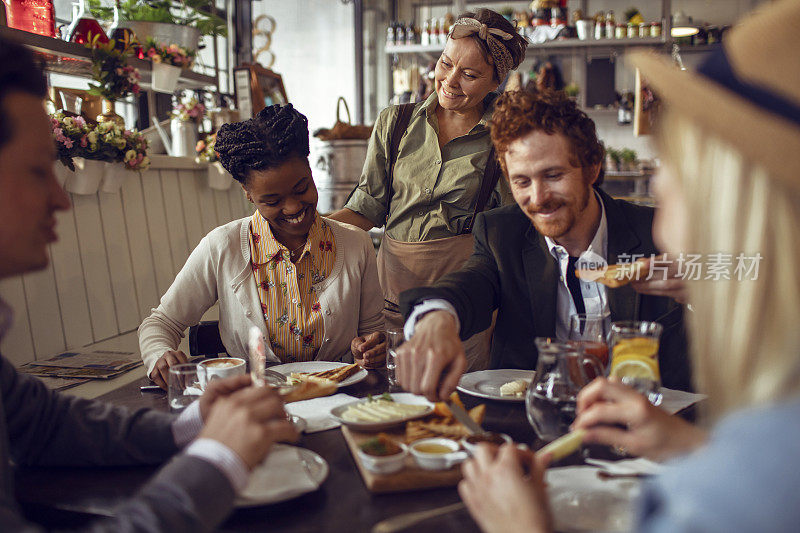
544,192 -> 610,340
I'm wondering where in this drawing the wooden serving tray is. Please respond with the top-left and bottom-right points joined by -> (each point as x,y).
341,425 -> 462,493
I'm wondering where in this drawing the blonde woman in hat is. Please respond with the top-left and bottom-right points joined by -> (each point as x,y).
457,1 -> 800,531
328,8 -> 527,370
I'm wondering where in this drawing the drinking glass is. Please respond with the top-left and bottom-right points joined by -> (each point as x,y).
568,313 -> 610,378
385,328 -> 404,388
608,321 -> 664,405
168,363 -> 202,413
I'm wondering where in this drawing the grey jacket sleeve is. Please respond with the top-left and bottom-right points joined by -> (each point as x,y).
1,356 -> 236,531
2,357 -> 178,467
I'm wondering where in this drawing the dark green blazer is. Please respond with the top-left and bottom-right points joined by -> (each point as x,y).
401,189 -> 692,392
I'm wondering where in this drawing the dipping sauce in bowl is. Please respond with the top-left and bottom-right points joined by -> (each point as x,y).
412,443 -> 454,454
465,433 -> 507,446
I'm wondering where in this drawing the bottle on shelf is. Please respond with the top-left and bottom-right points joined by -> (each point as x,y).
442,13 -> 453,44
386,21 -> 395,47
5,0 -> 57,37
421,19 -> 430,46
405,21 -> 415,46
68,0 -> 109,44
431,18 -> 440,45
396,21 -> 405,46
107,3 -> 134,48
605,10 -> 616,39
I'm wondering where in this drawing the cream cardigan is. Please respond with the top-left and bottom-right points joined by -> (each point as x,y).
138,216 -> 384,375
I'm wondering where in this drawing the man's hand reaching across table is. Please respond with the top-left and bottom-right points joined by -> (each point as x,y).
395,310 -> 467,402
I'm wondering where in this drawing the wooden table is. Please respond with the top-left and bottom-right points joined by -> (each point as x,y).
14,370 -> 547,532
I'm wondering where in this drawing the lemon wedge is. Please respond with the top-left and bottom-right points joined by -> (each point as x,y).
610,358 -> 659,381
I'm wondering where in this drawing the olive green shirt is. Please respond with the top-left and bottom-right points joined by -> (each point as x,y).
344,92 -> 510,242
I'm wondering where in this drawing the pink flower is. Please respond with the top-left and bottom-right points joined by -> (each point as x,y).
74,116 -> 86,127
62,138 -> 73,149
80,136 -> 88,147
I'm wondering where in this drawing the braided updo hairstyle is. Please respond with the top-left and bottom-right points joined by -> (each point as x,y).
215,104 -> 310,185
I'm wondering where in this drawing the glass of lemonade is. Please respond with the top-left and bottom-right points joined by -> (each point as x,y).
608,321 -> 664,405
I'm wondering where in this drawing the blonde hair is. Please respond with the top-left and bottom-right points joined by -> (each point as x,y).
659,110 -> 800,421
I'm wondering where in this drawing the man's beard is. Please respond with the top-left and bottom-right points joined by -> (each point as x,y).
527,187 -> 592,240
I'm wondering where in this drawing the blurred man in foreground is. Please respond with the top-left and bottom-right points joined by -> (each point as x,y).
0,37 -> 296,531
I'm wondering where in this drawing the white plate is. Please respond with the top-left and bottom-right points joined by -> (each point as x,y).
457,369 -> 535,402
330,392 -> 434,432
269,361 -> 368,388
546,466 -> 641,532
235,445 -> 328,507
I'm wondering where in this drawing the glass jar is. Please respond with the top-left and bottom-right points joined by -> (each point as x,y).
627,23 -> 637,38
639,22 -> 648,37
615,24 -> 626,39
650,22 -> 662,38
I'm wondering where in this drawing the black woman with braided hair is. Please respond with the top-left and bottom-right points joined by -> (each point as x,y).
139,104 -> 385,389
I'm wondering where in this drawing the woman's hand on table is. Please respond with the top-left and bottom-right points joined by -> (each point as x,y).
459,443 -> 553,533
351,331 -> 386,369
149,350 -> 189,390
199,384 -> 299,470
573,377 -> 708,461
395,310 -> 467,401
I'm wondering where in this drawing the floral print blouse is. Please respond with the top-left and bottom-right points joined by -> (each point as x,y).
248,211 -> 336,362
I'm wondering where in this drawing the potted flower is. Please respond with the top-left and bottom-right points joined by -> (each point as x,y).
142,38 -> 196,93
619,148 -> 638,172
605,147 -> 620,172
50,111 -> 150,194
85,34 -> 141,125
89,0 -> 227,52
196,133 -> 232,190
102,128 -> 151,192
169,95 -> 206,157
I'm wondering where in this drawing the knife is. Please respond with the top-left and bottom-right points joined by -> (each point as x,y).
448,401 -> 485,436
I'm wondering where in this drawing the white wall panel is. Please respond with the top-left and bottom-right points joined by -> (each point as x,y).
49,207 -> 94,349
98,192 -> 140,333
140,170 -> 176,296
0,277 -> 35,365
178,171 -> 205,249
72,193 -> 119,341
120,172 -> 160,322
22,262 -> 66,358
161,170 -> 191,271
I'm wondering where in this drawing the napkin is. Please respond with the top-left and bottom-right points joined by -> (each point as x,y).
659,387 -> 707,415
238,444 -> 319,504
284,393 -> 357,433
585,457 -> 664,476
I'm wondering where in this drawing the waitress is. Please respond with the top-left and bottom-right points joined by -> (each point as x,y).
329,8 -> 527,370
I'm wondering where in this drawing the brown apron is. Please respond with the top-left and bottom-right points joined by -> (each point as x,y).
374,101 -> 502,371
377,233 -> 495,371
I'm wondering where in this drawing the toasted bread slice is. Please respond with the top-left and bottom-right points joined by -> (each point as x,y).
292,363 -> 361,383
576,261 -> 646,288
280,376 -> 337,403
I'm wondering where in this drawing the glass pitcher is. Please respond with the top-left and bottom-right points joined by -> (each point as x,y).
526,337 -> 603,442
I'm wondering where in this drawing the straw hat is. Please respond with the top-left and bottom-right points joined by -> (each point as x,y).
628,0 -> 800,192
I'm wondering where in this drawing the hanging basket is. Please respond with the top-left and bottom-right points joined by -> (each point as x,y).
207,162 -> 233,190
54,161 -> 73,188
151,62 -> 181,94
313,97 -> 373,141
100,164 -> 132,193
64,158 -> 105,195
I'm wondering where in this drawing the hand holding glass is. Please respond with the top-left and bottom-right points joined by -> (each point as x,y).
608,321 -> 663,405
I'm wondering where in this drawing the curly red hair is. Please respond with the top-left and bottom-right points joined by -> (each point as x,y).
490,90 -> 605,185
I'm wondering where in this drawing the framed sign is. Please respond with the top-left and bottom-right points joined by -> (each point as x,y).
233,63 -> 288,120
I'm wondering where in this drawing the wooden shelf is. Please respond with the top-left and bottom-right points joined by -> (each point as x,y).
0,26 -> 216,91
386,36 -> 669,56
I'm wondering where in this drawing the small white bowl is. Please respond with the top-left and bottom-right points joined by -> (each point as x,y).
460,433 -> 514,456
409,438 -> 468,471
357,443 -> 408,475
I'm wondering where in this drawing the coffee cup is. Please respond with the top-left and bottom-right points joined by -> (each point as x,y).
198,357 -> 246,389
